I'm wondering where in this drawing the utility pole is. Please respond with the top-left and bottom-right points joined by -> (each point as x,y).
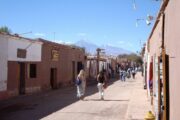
96,48 -> 101,75
96,48 -> 105,75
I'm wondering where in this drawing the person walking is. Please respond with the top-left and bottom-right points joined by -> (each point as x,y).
127,68 -> 131,78
97,71 -> 107,100
76,69 -> 86,100
132,68 -> 136,79
119,68 -> 123,81
122,70 -> 126,82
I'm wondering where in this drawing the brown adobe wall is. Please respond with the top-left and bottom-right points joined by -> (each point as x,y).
7,61 -> 19,97
7,61 -> 42,98
40,41 -> 85,90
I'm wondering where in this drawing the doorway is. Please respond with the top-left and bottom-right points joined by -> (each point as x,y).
164,54 -> 170,120
50,68 -> 57,89
19,62 -> 25,94
77,61 -> 84,74
159,53 -> 170,120
72,61 -> 75,82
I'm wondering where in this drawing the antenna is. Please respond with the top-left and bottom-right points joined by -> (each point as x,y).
19,31 -> 32,35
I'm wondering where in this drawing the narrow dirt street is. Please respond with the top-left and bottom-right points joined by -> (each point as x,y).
0,73 -> 150,120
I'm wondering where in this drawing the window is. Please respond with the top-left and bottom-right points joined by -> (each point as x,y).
17,48 -> 26,58
29,64 -> 37,78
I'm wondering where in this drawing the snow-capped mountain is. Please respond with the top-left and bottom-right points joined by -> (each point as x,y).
74,40 -> 132,56
75,40 -> 98,54
101,44 -> 132,55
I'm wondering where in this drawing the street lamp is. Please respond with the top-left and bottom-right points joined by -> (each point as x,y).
136,14 -> 154,27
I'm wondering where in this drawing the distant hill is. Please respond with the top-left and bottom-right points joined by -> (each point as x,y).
101,44 -> 132,55
75,40 -> 98,54
74,40 -> 132,56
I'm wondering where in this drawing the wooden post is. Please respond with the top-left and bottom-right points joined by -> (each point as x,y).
162,48 -> 167,120
158,56 -> 161,120
96,48 -> 102,75
89,59 -> 91,78
96,49 -> 100,75
161,12 -> 169,120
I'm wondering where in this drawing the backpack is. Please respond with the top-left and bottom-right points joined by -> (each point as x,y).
98,75 -> 105,83
75,77 -> 82,85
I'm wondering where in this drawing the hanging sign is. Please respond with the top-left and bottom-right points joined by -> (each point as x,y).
51,49 -> 59,61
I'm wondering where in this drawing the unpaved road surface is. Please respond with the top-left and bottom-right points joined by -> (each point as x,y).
0,74 -> 144,120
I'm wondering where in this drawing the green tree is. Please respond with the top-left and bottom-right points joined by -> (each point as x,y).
118,53 -> 143,65
0,26 -> 11,34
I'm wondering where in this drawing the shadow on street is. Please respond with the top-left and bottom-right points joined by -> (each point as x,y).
83,98 -> 129,102
0,78 -> 118,120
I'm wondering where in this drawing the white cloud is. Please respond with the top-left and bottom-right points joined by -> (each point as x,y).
55,40 -> 64,44
77,33 -> 87,37
127,42 -> 133,47
55,40 -> 73,45
107,43 -> 115,47
34,33 -> 46,37
117,40 -> 134,47
117,40 -> 134,48
65,41 -> 73,45
78,38 -> 89,42
117,40 -> 125,44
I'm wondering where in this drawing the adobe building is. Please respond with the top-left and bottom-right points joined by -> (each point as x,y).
106,56 -> 117,72
0,33 -> 8,100
0,33 -> 86,100
0,32 -> 43,99
38,39 -> 86,90
144,0 -> 180,119
86,56 -> 107,79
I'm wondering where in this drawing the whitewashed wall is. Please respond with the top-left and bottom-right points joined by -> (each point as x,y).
8,36 -> 42,61
0,34 -> 8,91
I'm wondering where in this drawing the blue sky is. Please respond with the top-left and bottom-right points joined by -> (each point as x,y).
0,0 -> 161,52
